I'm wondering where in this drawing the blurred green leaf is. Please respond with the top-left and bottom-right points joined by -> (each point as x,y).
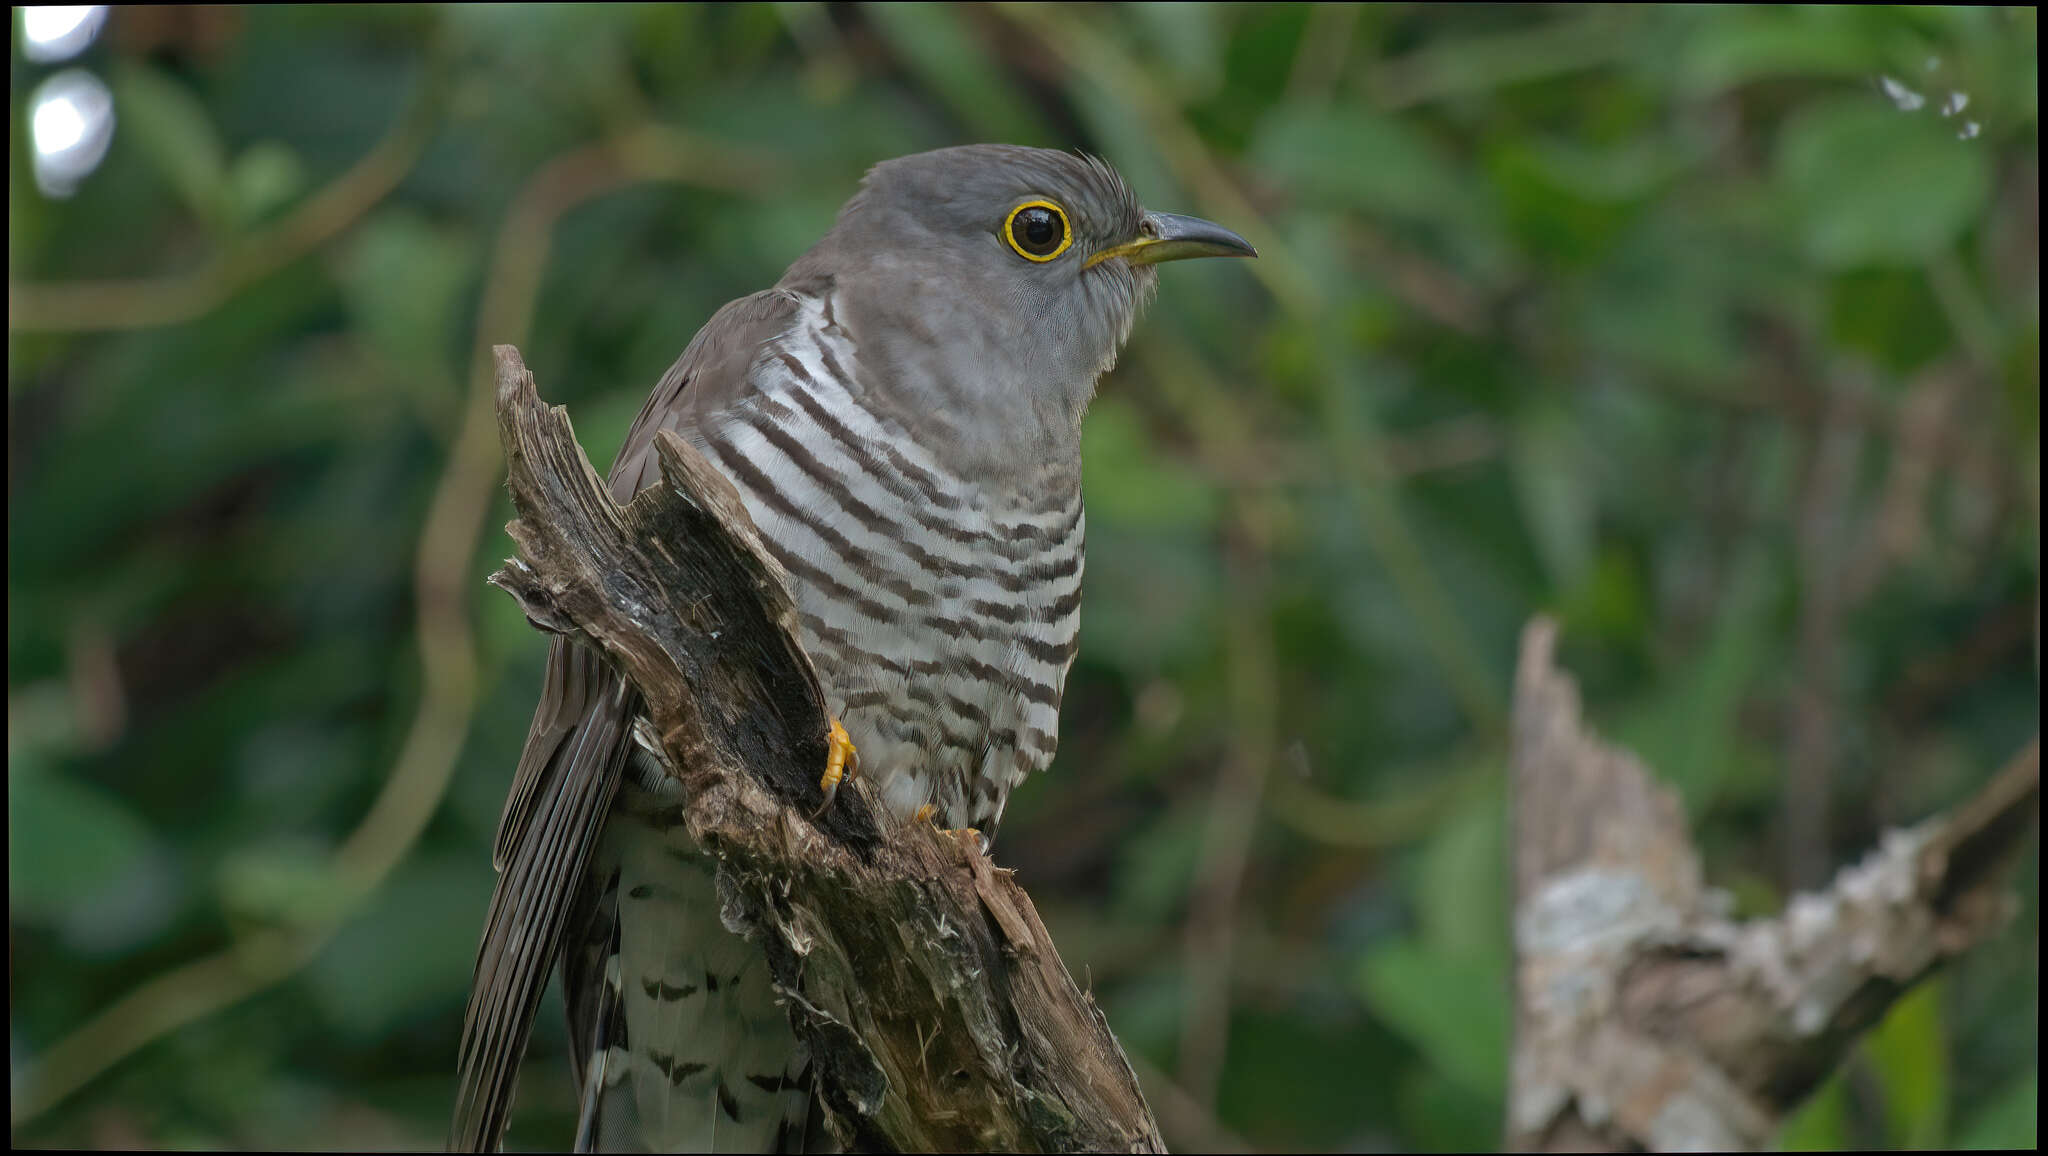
1614,550 -> 1776,811
864,3 -> 1051,143
1125,2 -> 1226,101
1413,783 -> 1507,961
1677,6 -> 1892,94
1509,398 -> 1597,591
8,764 -> 155,917
1487,138 -> 1634,265
1776,95 -> 1993,268
227,141 -> 307,227
1779,1067 -> 1853,1151
1251,103 -> 1474,226
1523,136 -> 1676,204
334,209 -> 478,382
1954,1066 -> 2038,1149
1865,979 -> 1950,1147
1110,802 -> 1207,922
308,853 -> 496,1041
1356,936 -> 1508,1100
1554,545 -> 1649,643
1394,1064 -> 1505,1154
1826,267 -> 1952,372
1080,397 -> 1221,530
217,841 -> 352,927
1077,528 -> 1222,678
1214,1005 -> 1402,1151
111,63 -> 232,232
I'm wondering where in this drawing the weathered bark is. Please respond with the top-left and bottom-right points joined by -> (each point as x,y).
485,346 -> 1165,1153
1508,616 -> 2039,1152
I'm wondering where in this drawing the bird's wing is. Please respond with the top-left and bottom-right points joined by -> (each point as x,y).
451,288 -> 806,1152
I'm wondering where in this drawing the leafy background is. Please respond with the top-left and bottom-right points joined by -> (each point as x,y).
7,4 -> 2037,1151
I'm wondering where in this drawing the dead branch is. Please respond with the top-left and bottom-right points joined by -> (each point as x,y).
484,346 -> 1164,1153
1507,616 -> 2039,1151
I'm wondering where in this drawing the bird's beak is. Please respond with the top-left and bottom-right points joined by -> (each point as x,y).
1086,211 -> 1258,268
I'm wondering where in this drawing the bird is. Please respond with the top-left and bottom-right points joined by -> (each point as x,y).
451,143 -> 1254,1153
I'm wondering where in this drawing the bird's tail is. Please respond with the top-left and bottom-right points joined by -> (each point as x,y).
571,786 -> 814,1153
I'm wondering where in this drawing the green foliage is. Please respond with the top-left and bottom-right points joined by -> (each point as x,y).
110,63 -> 233,233
1865,980 -> 1951,1148
1613,548 -> 1778,812
1955,1066 -> 2038,1149
1781,981 -> 1965,1150
7,4 -> 2037,1151
8,760 -> 157,918
1777,97 -> 1993,268
1780,1067 -> 1854,1151
1251,104 -> 1475,226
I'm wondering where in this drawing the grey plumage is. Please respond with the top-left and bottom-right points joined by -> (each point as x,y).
453,143 -> 1252,1153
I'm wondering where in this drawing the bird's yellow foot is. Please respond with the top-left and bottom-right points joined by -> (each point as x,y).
812,718 -> 858,817
911,804 -> 983,848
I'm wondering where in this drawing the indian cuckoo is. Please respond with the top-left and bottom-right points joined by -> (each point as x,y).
453,144 -> 1253,1152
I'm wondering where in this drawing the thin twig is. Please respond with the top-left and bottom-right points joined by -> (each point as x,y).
1786,379 -> 1864,889
1265,761 -> 1488,850
1177,510 -> 1279,1107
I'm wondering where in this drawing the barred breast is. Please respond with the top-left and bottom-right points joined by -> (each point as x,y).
689,290 -> 1083,835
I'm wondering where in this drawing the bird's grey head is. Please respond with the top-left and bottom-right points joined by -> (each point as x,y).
782,144 -> 1253,473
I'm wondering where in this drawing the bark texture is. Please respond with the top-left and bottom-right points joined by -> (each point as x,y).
1508,616 -> 2038,1151
486,346 -> 1164,1153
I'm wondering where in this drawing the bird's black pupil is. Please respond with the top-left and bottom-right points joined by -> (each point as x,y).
1014,207 -> 1062,254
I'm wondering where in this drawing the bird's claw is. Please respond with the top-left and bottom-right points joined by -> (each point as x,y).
811,718 -> 858,818
911,804 -> 984,851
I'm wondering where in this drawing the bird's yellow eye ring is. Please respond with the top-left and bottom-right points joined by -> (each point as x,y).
1003,200 -> 1072,262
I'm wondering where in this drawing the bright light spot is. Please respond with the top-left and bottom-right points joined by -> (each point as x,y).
27,70 -> 115,198
19,6 -> 107,63
1939,91 -> 1970,117
31,89 -> 88,153
1879,75 -> 1926,112
1957,120 -> 1981,141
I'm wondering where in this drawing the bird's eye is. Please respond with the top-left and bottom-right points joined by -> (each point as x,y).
1003,200 -> 1072,262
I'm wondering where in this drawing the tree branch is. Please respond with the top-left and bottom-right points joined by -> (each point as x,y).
485,346 -> 1164,1153
1507,616 -> 2039,1151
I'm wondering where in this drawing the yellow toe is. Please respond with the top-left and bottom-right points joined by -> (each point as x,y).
812,718 -> 858,815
